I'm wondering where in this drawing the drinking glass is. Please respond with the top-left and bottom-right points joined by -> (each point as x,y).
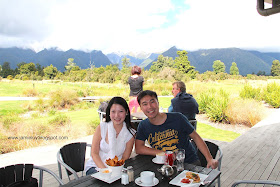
176,149 -> 185,172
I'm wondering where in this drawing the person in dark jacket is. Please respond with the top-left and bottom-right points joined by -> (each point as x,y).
168,81 -> 199,120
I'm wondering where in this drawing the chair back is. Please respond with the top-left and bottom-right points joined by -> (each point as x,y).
0,164 -> 36,187
197,141 -> 223,187
189,119 -> 197,130
197,141 -> 220,167
59,142 -> 87,176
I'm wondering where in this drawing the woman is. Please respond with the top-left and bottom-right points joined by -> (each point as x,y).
128,65 -> 144,113
85,97 -> 136,175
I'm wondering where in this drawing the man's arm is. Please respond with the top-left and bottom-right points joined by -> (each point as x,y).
135,139 -> 163,156
189,131 -> 218,169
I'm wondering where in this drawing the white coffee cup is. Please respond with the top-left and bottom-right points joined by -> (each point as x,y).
156,152 -> 166,163
140,171 -> 155,185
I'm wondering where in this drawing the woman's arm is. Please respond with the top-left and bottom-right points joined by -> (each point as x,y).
121,136 -> 135,160
91,125 -> 106,169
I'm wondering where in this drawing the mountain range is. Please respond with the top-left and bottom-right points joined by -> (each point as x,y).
1,46 -> 279,75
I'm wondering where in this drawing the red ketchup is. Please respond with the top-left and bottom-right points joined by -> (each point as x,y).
181,178 -> 191,184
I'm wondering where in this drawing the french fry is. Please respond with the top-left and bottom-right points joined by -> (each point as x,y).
105,156 -> 125,166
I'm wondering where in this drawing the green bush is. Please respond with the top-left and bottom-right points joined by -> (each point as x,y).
48,109 -> 57,116
1,113 -> 21,129
34,97 -> 48,112
7,75 -> 13,80
48,89 -> 80,109
22,88 -> 38,97
240,84 -> 262,100
263,82 -> 280,108
77,90 -> 86,97
48,114 -> 70,126
161,90 -> 170,96
22,76 -> 29,81
197,89 -> 229,122
196,89 -> 215,113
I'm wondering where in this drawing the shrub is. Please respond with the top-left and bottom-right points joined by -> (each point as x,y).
48,114 -> 70,126
226,99 -> 265,127
161,90 -> 170,96
263,82 -> 280,108
239,84 -> 262,100
48,89 -> 80,109
196,71 -> 216,82
197,89 -> 229,122
22,75 -> 29,81
1,113 -> 21,129
22,88 -> 38,97
7,75 -> 13,80
77,90 -> 86,97
34,97 -> 48,112
48,109 -> 57,116
196,89 -> 215,113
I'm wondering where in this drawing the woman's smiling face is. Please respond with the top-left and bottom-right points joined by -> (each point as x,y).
110,104 -> 127,126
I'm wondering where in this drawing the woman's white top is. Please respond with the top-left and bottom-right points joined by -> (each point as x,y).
84,121 -> 135,172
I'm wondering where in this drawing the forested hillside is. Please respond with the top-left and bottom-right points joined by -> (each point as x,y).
145,47 -> 277,75
1,47 -> 279,75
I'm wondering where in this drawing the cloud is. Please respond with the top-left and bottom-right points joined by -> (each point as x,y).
0,0 -> 280,53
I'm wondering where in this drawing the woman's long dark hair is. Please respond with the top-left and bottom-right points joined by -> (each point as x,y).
105,97 -> 135,136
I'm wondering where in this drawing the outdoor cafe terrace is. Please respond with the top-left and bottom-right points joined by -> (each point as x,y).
0,109 -> 279,186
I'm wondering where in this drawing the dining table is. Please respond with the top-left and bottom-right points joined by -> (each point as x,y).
60,154 -> 221,187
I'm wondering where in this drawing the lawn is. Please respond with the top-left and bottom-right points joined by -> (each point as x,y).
0,80 -> 244,153
0,101 -> 28,116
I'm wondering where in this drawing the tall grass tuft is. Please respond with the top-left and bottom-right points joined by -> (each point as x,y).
225,99 -> 265,127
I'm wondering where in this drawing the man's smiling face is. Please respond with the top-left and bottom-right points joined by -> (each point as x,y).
139,95 -> 159,119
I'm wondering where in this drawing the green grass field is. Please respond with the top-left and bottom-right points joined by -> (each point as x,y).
0,101 -> 27,116
0,79 -> 248,153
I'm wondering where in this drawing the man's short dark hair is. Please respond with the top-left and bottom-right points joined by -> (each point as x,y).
137,90 -> 158,104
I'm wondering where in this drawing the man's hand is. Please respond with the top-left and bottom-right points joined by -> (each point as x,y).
207,159 -> 219,169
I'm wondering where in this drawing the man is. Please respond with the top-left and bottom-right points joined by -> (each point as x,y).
135,90 -> 218,169
168,81 -> 199,120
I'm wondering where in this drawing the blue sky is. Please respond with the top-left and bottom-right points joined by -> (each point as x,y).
0,0 -> 280,54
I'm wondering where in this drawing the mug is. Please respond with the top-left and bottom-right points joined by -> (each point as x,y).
140,171 -> 155,185
156,152 -> 166,163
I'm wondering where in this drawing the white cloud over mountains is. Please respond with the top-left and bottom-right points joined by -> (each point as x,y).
0,0 -> 280,54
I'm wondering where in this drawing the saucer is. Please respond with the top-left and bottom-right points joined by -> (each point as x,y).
91,172 -> 121,184
152,157 -> 165,164
135,177 -> 159,187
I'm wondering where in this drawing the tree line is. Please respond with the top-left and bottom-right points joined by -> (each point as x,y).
0,50 -> 280,82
